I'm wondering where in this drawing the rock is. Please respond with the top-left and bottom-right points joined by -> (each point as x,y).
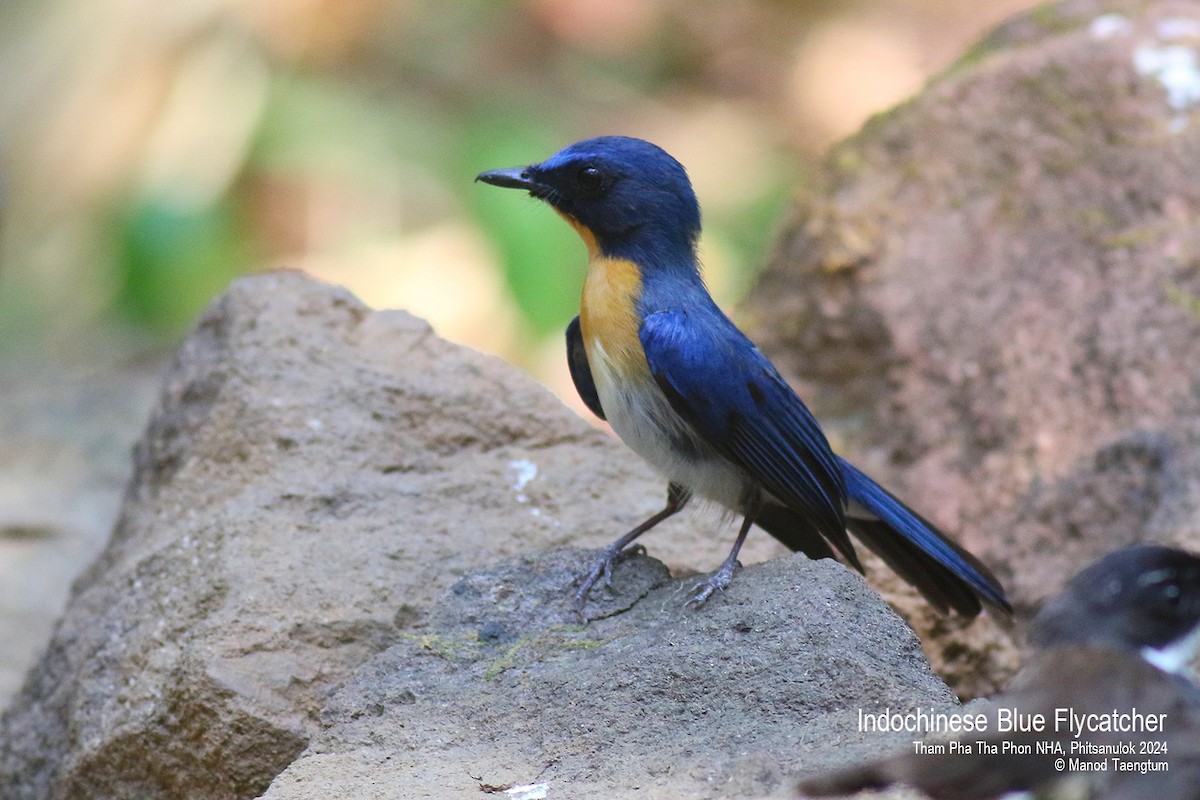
260,548 -> 955,800
0,270 -> 860,800
742,0 -> 1200,694
0,272 -> 590,798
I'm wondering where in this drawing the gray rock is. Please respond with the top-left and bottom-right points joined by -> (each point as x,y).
261,547 -> 954,799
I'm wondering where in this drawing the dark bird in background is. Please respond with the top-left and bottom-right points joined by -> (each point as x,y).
1031,545 -> 1200,671
477,136 -> 1010,618
798,545 -> 1200,800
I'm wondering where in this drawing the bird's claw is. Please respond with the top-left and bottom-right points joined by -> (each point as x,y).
684,560 -> 740,608
573,544 -> 647,618
684,578 -> 725,608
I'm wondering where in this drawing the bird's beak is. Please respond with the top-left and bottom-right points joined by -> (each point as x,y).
475,166 -> 544,193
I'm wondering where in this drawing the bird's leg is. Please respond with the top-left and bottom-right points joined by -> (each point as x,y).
574,483 -> 691,614
687,495 -> 761,607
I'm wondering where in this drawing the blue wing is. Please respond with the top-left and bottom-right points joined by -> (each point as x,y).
640,307 -> 848,548
566,316 -> 605,420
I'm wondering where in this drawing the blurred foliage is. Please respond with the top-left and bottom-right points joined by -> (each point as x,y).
112,196 -> 253,334
0,0 -> 1038,384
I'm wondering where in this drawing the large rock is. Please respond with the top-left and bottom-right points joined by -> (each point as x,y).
743,0 -> 1200,693
262,549 -> 953,799
0,273 -> 615,797
0,271 -> 929,800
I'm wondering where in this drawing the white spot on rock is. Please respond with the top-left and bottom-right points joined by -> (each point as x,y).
508,459 -> 538,501
1134,43 -> 1200,110
1090,13 -> 1131,40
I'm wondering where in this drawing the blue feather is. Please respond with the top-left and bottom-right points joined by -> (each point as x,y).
841,458 -> 1011,613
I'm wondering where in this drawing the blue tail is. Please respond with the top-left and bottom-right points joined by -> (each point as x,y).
840,458 -> 1011,616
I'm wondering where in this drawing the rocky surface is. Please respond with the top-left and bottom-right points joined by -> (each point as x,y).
743,0 -> 1200,695
263,548 -> 953,800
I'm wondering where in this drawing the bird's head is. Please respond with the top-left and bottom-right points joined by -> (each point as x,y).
1030,545 -> 1200,672
476,136 -> 701,262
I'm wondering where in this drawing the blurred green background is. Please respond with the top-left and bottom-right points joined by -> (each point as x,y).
0,0 -> 1036,407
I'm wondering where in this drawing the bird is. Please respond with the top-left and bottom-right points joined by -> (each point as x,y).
1030,544 -> 1200,671
476,135 -> 1010,618
798,545 -> 1200,800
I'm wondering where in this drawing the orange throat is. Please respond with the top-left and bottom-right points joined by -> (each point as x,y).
561,211 -> 649,379
578,254 -> 648,380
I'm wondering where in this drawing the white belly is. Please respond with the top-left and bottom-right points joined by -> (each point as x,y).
588,340 -> 748,510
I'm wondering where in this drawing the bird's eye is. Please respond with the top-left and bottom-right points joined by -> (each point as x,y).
576,165 -> 605,195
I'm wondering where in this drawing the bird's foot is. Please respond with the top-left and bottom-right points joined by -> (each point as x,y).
573,543 -> 647,618
685,560 -> 741,608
